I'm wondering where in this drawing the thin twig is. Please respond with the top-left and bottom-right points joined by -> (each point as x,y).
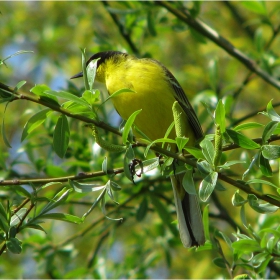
155,1 -> 280,91
101,1 -> 140,55
222,1 -> 255,39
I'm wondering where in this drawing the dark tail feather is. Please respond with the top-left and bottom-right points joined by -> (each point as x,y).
171,174 -> 205,247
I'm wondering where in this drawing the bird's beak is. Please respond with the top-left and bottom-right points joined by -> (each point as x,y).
70,71 -> 83,79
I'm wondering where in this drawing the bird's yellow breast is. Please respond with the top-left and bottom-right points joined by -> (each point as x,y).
96,57 -> 195,145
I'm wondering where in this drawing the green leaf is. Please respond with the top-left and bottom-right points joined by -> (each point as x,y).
6,237 -> 22,254
1,116 -> 12,148
216,231 -> 232,249
184,146 -> 204,159
1,101 -> 13,148
200,139 -> 215,165
86,58 -> 99,90
262,121 -> 278,144
81,48 -> 90,90
82,89 -> 100,106
30,84 -> 59,104
246,179 -> 278,189
199,171 -> 218,202
144,138 -> 176,157
102,156 -> 107,174
39,188 -> 70,215
202,204 -> 210,241
136,197 -> 148,221
62,101 -> 94,117
69,180 -> 105,193
248,194 -> 278,213
53,114 -> 70,158
243,153 -> 259,180
256,254 -> 272,273
106,180 -> 117,203
226,129 -> 260,149
268,236 -> 279,255
232,239 -> 260,258
213,257 -> 227,268
259,153 -> 272,177
175,137 -> 189,153
21,109 -> 52,141
241,1 -> 267,15
251,252 -> 270,268
233,122 -> 264,132
262,145 -> 280,160
182,169 -> 197,195
39,213 -> 83,224
122,109 -> 142,144
14,80 -> 26,92
45,90 -> 89,108
197,160 -> 213,174
82,187 -> 107,219
218,160 -> 245,169
135,158 -> 159,175
0,211 -> 9,232
102,88 -> 135,106
195,240 -> 213,252
264,100 -> 280,122
232,190 -> 247,207
10,208 -> 27,227
214,100 -> 226,133
110,181 -> 121,192
0,202 -> 7,221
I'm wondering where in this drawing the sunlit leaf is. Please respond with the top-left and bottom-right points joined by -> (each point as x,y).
21,109 -> 52,141
226,129 -> 260,149
262,145 -> 280,160
232,190 -> 247,207
122,109 -> 142,144
214,100 -> 226,133
248,194 -> 278,213
199,171 -> 218,202
39,213 -> 83,224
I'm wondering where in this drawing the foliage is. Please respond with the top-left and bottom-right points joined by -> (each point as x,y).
1,1 -> 280,278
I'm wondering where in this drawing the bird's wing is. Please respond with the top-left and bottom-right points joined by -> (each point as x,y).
156,62 -> 203,140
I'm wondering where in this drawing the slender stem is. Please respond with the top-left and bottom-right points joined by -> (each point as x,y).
1,134 -> 280,206
101,1 -> 140,55
0,82 -> 122,137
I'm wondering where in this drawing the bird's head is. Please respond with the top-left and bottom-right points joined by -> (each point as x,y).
70,51 -> 127,82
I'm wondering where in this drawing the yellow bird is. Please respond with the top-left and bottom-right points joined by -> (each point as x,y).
71,51 -> 205,247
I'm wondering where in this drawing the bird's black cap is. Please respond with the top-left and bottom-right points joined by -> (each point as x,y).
70,51 -> 127,80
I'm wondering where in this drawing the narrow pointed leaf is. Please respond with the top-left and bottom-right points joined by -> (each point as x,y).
199,171 -> 218,202
21,109 -> 51,141
53,114 -> 70,158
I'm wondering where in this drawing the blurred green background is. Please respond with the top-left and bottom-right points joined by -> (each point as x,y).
1,1 -> 280,278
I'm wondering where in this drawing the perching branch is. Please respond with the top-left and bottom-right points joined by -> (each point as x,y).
1,82 -> 280,207
0,82 -> 122,137
155,1 -> 280,91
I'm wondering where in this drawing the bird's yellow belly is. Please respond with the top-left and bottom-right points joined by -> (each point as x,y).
113,87 -> 175,141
